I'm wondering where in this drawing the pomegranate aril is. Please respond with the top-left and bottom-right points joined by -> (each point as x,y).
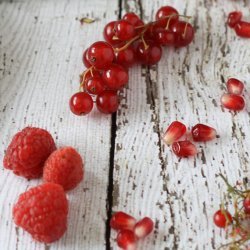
226,78 -> 244,95
171,21 -> 194,47
102,64 -> 128,90
227,11 -> 242,28
243,198 -> 250,214
96,90 -> 119,114
213,209 -> 233,228
117,230 -> 137,250
115,20 -> 136,41
69,92 -> 93,116
172,140 -> 197,157
110,211 -> 136,231
235,21 -> 250,38
103,21 -> 122,45
136,40 -> 162,65
191,124 -> 217,142
123,12 -> 143,27
163,121 -> 186,145
221,93 -> 245,111
87,41 -> 115,69
86,76 -> 105,95
155,6 -> 179,28
134,217 -> 154,239
115,47 -> 135,68
82,48 -> 91,68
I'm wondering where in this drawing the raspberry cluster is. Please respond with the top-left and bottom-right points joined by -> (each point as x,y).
213,175 -> 250,249
110,211 -> 154,249
69,6 -> 194,116
3,127 -> 84,243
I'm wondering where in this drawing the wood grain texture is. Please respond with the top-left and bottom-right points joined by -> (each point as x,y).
0,0 -> 118,249
1,0 -> 250,250
111,0 -> 250,249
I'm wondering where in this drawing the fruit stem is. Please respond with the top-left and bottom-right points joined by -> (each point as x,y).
79,66 -> 94,91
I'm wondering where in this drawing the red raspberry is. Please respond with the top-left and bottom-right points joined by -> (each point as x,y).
13,183 -> 68,243
43,147 -> 84,190
3,127 -> 56,179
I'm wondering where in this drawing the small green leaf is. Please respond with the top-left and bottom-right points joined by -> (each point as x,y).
80,17 -> 95,25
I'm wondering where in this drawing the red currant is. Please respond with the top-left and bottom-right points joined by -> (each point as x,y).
82,49 -> 91,68
86,76 -> 106,95
213,210 -> 233,228
87,41 -> 115,69
171,21 -> 194,47
103,21 -> 122,45
114,20 -> 136,41
123,12 -> 143,27
243,198 -> 250,214
69,92 -> 93,116
96,90 -> 119,114
235,21 -> 250,38
115,47 -> 135,68
80,69 -> 101,85
155,6 -> 179,28
102,64 -> 129,90
227,11 -> 242,28
154,27 -> 175,46
136,40 -> 162,65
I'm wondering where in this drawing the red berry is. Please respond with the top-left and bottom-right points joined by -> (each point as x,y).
82,48 -> 91,68
115,20 -> 136,41
172,140 -> 197,157
80,69 -> 101,85
235,21 -> 250,38
115,47 -> 135,68
103,21 -> 122,45
43,147 -> 84,191
110,211 -> 136,231
221,93 -> 245,111
86,76 -> 106,95
136,40 -> 162,65
87,41 -> 115,69
227,11 -> 242,28
134,217 -> 154,239
213,210 -> 233,228
102,64 -> 129,90
155,6 -> 179,28
153,27 -> 175,46
163,121 -> 186,145
96,90 -> 119,114
171,21 -> 194,47
3,127 -> 56,179
123,12 -> 143,27
191,124 -> 217,142
13,183 -> 68,243
69,92 -> 93,115
243,198 -> 250,214
226,78 -> 244,95
117,230 -> 137,250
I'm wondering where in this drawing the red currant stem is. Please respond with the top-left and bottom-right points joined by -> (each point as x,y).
183,17 -> 192,38
79,66 -> 94,91
141,34 -> 149,50
165,14 -> 175,30
114,34 -> 141,52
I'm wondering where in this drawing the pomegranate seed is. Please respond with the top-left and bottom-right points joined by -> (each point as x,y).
235,21 -> 250,38
227,11 -> 242,28
226,78 -> 244,95
172,140 -> 197,157
110,211 -> 136,231
213,209 -> 233,228
134,217 -> 154,239
163,121 -> 186,145
191,124 -> 217,142
116,230 -> 137,250
243,198 -> 250,214
221,93 -> 245,111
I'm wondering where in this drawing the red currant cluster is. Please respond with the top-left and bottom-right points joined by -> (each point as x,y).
110,211 -> 154,250
69,6 -> 194,116
221,78 -> 245,111
227,11 -> 250,38
163,121 -> 217,158
213,174 -> 250,249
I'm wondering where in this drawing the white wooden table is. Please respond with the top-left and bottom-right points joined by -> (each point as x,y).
1,0 -> 250,249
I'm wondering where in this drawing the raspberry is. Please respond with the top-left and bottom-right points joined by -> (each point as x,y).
3,127 -> 56,179
43,147 -> 84,190
13,183 -> 68,243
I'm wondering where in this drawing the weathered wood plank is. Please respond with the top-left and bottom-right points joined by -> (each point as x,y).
0,0 -> 118,249
112,0 -> 250,249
